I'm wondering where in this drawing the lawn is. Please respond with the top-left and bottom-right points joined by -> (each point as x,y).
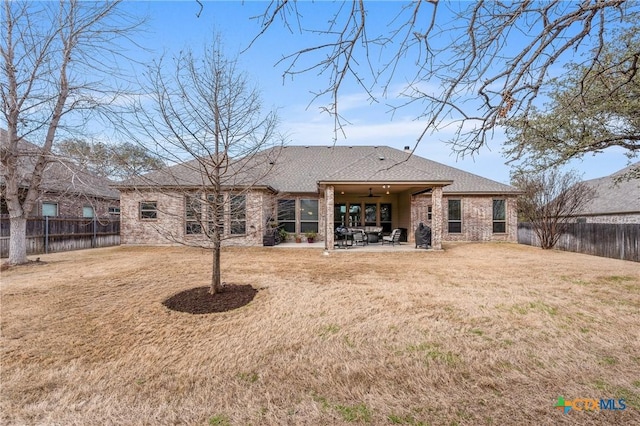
1,243 -> 639,425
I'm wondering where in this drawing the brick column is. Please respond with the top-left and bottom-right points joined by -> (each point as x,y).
431,187 -> 443,250
325,185 -> 334,250
410,193 -> 430,245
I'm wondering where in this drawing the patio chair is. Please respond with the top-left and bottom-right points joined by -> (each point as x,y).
352,230 -> 366,246
381,228 -> 401,246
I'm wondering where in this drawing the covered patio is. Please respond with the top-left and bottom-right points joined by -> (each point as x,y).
319,181 -> 449,251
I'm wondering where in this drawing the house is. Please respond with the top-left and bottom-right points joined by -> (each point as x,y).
0,129 -> 120,218
115,145 -> 520,250
569,162 -> 640,223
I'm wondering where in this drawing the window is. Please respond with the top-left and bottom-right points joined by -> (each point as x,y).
140,201 -> 157,220
492,199 -> 506,233
334,203 -> 346,230
300,199 -> 318,233
277,199 -> 296,233
108,207 -> 120,215
380,203 -> 392,233
348,203 -> 361,227
427,205 -> 432,221
42,202 -> 58,217
365,204 -> 377,226
185,193 -> 244,236
82,206 -> 94,218
207,194 -> 224,235
230,194 -> 246,235
448,200 -> 462,233
185,195 -> 202,234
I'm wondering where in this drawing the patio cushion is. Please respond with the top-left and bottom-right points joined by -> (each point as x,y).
362,226 -> 382,233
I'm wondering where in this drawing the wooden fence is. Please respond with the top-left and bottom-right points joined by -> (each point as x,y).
0,216 -> 120,258
518,222 -> 639,262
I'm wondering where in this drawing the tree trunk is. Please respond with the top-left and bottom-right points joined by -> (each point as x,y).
8,216 -> 28,265
210,241 -> 223,294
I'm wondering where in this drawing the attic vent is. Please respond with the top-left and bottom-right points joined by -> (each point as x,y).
404,145 -> 411,152
379,156 -> 385,160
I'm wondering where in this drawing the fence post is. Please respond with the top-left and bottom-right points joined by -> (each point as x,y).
45,215 -> 49,254
92,216 -> 97,248
619,225 -> 624,260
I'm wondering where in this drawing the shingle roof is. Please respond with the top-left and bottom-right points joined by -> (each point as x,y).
116,152 -> 279,190
118,145 -> 518,194
0,129 -> 119,199
261,146 -> 518,194
573,162 -> 640,215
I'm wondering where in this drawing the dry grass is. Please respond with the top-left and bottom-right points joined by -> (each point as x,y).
1,243 -> 639,425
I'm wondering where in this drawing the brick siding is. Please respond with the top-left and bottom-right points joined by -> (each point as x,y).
573,214 -> 640,224
442,195 -> 518,242
120,189 -> 272,247
36,194 -> 119,218
120,190 -> 518,246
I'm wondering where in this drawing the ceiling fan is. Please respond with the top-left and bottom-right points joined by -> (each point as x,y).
359,187 -> 381,198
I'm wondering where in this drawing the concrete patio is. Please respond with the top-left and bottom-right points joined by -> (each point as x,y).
272,241 -> 434,252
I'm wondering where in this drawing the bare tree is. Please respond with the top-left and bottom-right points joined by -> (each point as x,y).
1,0 -> 141,265
512,168 -> 594,250
250,1 -> 639,154
120,38 -> 284,294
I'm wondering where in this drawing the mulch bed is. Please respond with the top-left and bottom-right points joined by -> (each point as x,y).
162,284 -> 258,315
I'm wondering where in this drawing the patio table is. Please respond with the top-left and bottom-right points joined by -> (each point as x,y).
334,231 -> 353,249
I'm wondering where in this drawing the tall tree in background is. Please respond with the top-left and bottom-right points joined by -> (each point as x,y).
512,168 -> 594,250
122,38 -> 283,294
56,138 -> 164,180
1,0 -> 140,265
251,1 -> 639,154
505,24 -> 640,173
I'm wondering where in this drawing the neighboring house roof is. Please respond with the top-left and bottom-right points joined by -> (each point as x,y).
117,145 -> 518,194
0,128 -> 119,200
572,162 -> 640,216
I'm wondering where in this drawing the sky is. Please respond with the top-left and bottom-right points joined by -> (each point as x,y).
114,1 -> 634,184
